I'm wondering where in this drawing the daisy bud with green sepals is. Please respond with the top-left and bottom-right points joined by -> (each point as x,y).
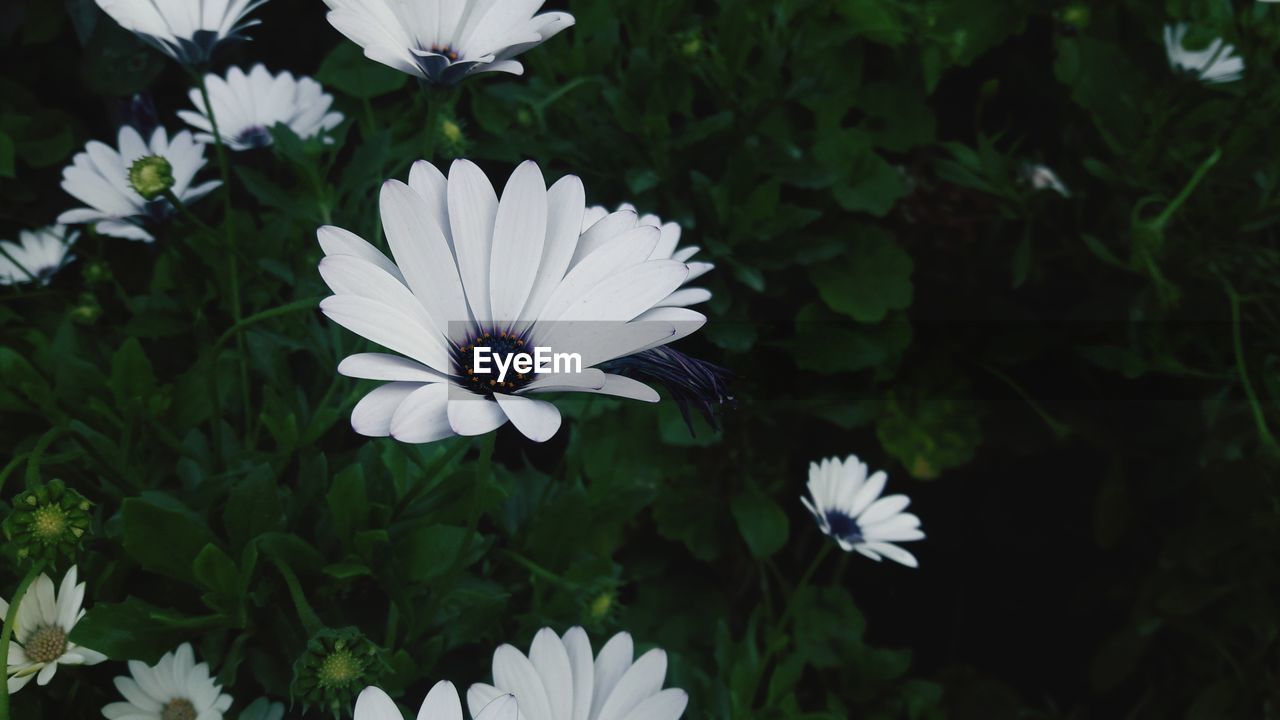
292,627 -> 385,718
3,480 -> 91,567
128,155 -> 175,201
437,115 -> 467,157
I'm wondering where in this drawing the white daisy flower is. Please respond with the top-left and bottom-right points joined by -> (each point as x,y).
94,0 -> 269,66
179,65 -> 344,151
801,455 -> 926,568
102,643 -> 233,720
323,0 -> 574,85
2,566 -> 107,694
467,627 -> 688,720
318,159 -> 708,445
1164,23 -> 1244,84
1021,164 -> 1069,197
355,682 -> 518,720
57,126 -> 221,242
0,225 -> 78,286
582,204 -> 713,307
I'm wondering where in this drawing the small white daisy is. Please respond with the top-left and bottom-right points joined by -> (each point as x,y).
323,0 -> 574,85
356,682 -> 517,720
801,455 -> 926,568
582,203 -> 713,307
94,0 -> 270,66
58,126 -> 221,242
1164,23 -> 1244,84
1021,163 -> 1069,197
318,159 -> 708,445
179,65 -> 344,151
102,643 -> 233,720
2,566 -> 107,693
0,225 -> 78,286
468,626 -> 688,720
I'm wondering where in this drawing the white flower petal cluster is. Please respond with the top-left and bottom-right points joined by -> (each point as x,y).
1164,23 -> 1244,84
356,681 -> 517,720
102,643 -> 233,720
0,225 -> 77,286
323,0 -> 573,85
1022,163 -> 1069,197
2,566 -> 106,693
95,0 -> 270,66
318,159 -> 707,445
468,627 -> 688,720
58,126 -> 221,242
582,203 -> 713,307
180,65 -> 344,151
802,455 -> 926,568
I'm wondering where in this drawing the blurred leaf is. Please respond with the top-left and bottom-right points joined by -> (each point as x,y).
730,486 -> 789,558
317,42 -> 409,99
810,230 -> 914,323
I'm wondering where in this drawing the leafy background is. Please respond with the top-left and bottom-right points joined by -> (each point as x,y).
2,0 -> 1279,718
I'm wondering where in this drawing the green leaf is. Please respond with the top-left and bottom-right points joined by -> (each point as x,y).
730,487 -> 790,558
110,337 -> 155,404
810,230 -> 913,323
193,543 -> 241,617
317,42 -> 409,99
0,131 -> 13,178
68,597 -> 188,662
327,464 -> 368,548
875,382 -> 982,479
122,495 -> 216,582
224,468 -> 284,549
401,525 -> 485,582
832,153 -> 908,216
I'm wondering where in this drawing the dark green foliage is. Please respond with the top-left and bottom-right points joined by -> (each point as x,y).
1,0 -> 1278,718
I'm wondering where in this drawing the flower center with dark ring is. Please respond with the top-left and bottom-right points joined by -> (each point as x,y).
429,44 -> 460,61
234,125 -> 273,149
824,510 -> 864,544
454,328 -> 535,397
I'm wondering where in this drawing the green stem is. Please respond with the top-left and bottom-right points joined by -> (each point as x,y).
0,244 -> 37,284
1225,281 -> 1278,454
1149,148 -> 1222,231
0,563 -> 45,720
160,189 -> 219,241
751,542 -> 833,711
213,298 -> 323,355
269,555 -> 323,636
197,73 -> 252,440
422,94 -> 441,162
391,437 -> 471,518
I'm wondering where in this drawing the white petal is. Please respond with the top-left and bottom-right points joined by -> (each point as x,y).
527,628 -> 574,720
351,382 -> 423,437
590,633 -> 633,720
595,649 -> 667,720
474,694 -> 520,720
489,160 -> 548,325
338,353 -> 449,383
447,397 -> 509,436
562,627 -> 595,720
493,394 -> 561,442
389,383 -> 456,444
492,645 -> 553,720
355,686 -> 402,720
448,159 -> 499,323
418,680 -> 464,720
618,689 -> 688,720
380,180 -> 471,337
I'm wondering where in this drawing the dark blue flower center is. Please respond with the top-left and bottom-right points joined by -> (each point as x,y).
453,328 -> 535,397
824,510 -> 863,543
235,125 -> 273,148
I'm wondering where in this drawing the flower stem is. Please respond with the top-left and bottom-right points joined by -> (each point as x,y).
196,73 -> 252,441
1225,280 -> 1278,454
270,555 -> 323,636
0,563 -> 45,720
750,542 -> 834,711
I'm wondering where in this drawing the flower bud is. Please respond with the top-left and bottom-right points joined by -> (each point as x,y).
4,479 -> 92,566
128,155 -> 175,201
292,627 -> 385,718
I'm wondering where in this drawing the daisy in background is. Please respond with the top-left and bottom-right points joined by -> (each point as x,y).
58,126 -> 220,242
2,566 -> 106,693
1164,23 -> 1244,84
1021,164 -> 1070,198
318,159 -> 715,445
582,203 -> 714,307
355,682 -> 518,720
94,0 -> 269,66
468,627 -> 688,720
802,454 -> 925,568
0,225 -> 78,286
323,0 -> 573,85
102,643 -> 233,720
179,65 -> 344,151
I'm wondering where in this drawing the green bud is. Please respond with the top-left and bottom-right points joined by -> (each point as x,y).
69,292 -> 102,325
1061,4 -> 1090,30
4,479 -> 92,567
678,30 -> 702,59
437,116 -> 468,158
82,261 -> 111,286
128,155 -> 175,201
292,627 -> 385,718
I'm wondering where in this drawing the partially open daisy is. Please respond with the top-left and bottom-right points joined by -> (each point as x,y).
323,0 -> 574,85
802,455 -> 925,568
467,627 -> 688,720
102,643 -> 233,720
1022,164 -> 1069,197
1164,23 -> 1244,84
2,566 -> 106,693
318,159 -> 708,444
179,65 -> 344,151
0,225 -> 77,286
95,0 -> 269,66
582,203 -> 713,307
355,682 -> 517,720
58,126 -> 220,242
